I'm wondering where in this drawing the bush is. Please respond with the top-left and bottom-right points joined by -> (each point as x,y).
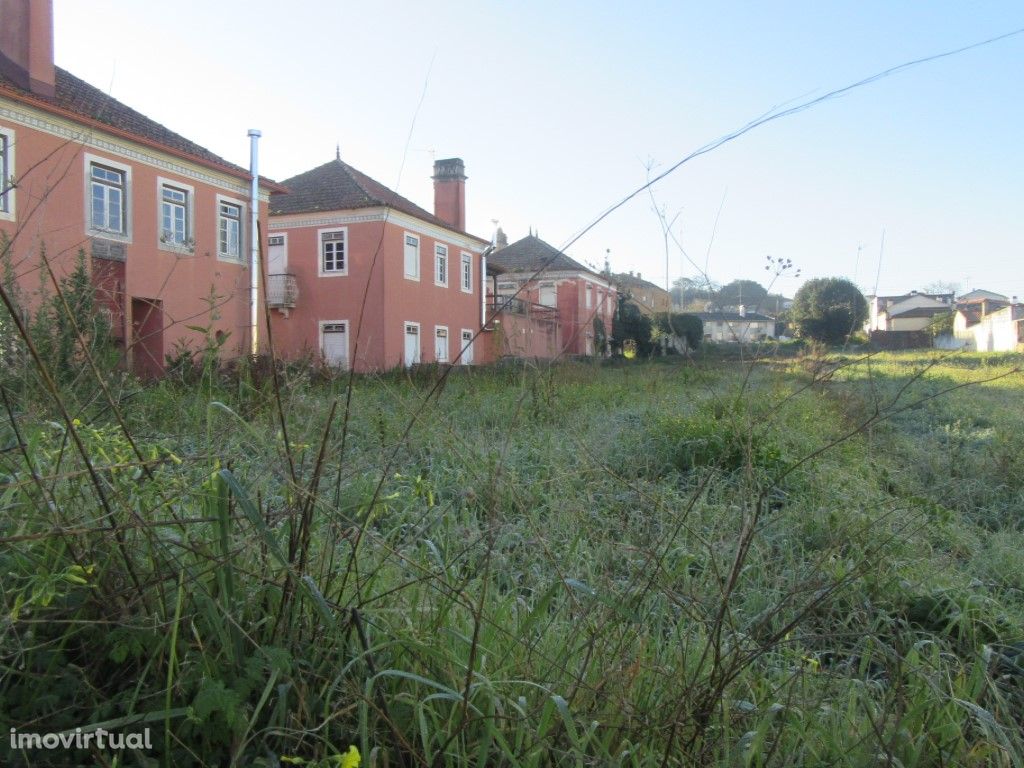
791,277 -> 868,344
611,296 -> 653,355
656,313 -> 703,350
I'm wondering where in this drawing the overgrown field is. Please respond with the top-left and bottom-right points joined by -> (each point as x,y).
2,350 -> 1023,766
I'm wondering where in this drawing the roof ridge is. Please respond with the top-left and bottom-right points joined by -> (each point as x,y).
337,159 -> 384,207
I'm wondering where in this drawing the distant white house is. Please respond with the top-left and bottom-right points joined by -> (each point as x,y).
958,289 -> 1009,303
695,307 -> 776,342
866,291 -> 954,332
951,300 -> 1024,352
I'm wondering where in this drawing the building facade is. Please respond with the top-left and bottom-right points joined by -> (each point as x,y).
0,0 -> 275,377
953,299 -> 1023,352
866,291 -> 954,333
488,234 -> 616,358
267,157 -> 490,371
611,271 -> 671,316
695,309 -> 776,343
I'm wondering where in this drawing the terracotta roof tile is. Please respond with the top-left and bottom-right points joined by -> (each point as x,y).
271,159 -> 485,242
489,235 -> 599,276
0,67 -> 251,177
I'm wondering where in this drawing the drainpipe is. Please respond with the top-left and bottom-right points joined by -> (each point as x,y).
248,129 -> 261,357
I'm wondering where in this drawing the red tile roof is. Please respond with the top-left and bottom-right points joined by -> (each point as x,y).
271,159 -> 487,242
489,235 -> 602,277
0,66 -> 281,187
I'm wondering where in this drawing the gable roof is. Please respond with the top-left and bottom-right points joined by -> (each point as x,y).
270,159 -> 485,240
489,235 -> 602,277
889,305 -> 953,319
959,289 -> 1008,302
612,272 -> 668,294
0,66 -> 271,184
871,292 -> 954,306
957,305 -> 983,327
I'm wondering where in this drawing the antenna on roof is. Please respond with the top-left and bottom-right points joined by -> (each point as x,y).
335,143 -> 341,161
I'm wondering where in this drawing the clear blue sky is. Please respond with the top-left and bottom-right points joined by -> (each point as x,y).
54,1 -> 1024,300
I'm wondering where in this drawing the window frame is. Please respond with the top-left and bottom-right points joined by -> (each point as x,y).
319,319 -> 350,369
85,153 -> 132,241
318,226 -> 348,277
585,283 -> 593,309
460,252 -> 472,293
434,243 -> 448,287
460,328 -> 474,365
404,321 -> 421,366
267,232 -> 288,273
216,194 -> 246,263
403,233 -> 420,280
434,325 -> 449,363
0,126 -> 14,220
156,176 -> 195,252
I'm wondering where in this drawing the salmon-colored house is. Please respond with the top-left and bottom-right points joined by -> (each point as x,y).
487,233 -> 616,358
0,0 -> 278,377
267,156 -> 491,370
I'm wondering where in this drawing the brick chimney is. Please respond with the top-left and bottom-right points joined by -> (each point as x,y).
432,158 -> 466,231
0,0 -> 55,97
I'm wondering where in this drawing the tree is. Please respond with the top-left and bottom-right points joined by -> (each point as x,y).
923,280 -> 960,297
670,277 -> 716,308
790,277 -> 868,344
612,296 -> 653,356
657,313 -> 703,350
715,279 -> 768,307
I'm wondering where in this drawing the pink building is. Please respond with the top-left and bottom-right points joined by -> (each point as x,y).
487,234 -> 616,358
267,157 -> 490,371
0,0 -> 279,378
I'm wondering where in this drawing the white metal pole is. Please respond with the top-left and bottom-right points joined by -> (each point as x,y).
248,129 -> 261,357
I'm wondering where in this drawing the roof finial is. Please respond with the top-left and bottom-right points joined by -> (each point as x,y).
335,143 -> 341,161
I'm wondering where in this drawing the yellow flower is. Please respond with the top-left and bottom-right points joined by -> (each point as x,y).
338,745 -> 361,768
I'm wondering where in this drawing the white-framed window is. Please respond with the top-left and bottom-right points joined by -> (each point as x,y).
434,243 -> 448,287
539,282 -> 556,307
460,252 -> 472,293
217,195 -> 244,262
404,233 -> 420,280
460,329 -> 474,365
157,177 -> 194,250
87,154 -> 131,238
0,126 -> 14,219
319,227 -> 347,276
320,320 -> 349,368
267,233 -> 288,274
435,325 -> 449,363
585,283 -> 593,309
404,321 -> 421,366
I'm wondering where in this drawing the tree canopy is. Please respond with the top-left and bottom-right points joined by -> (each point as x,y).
790,277 -> 868,344
715,279 -> 768,307
612,296 -> 653,355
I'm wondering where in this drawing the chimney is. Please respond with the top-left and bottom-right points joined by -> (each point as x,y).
0,0 -> 55,97
432,158 -> 466,231
495,226 -> 508,249
739,304 -> 747,317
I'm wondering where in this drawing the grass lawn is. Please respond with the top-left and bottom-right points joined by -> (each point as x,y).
2,349 -> 1023,766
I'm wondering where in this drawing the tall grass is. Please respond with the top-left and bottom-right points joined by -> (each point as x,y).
2,332 -> 1024,765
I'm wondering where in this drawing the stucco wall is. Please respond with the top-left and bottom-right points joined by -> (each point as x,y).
0,100 -> 267,374
267,215 -> 484,371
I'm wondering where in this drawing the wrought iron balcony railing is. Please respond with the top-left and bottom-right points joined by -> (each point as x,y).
267,273 -> 298,308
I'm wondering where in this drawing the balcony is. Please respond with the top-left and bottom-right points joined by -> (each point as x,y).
267,273 -> 298,309
487,297 -> 559,324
